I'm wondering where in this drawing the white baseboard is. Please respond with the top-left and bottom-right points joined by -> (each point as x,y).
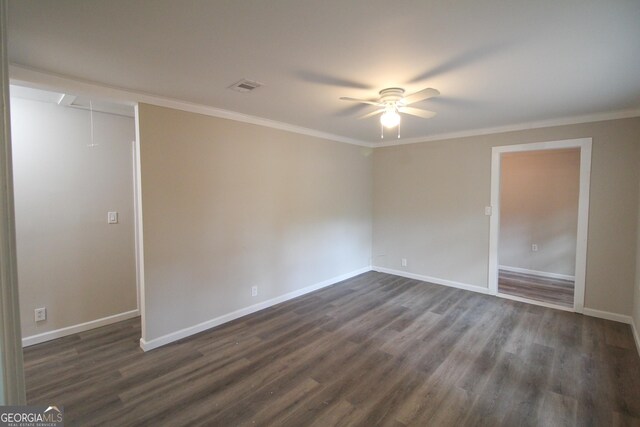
140,266 -> 372,351
496,292 -> 574,312
373,267 -> 637,330
22,309 -> 140,347
632,319 -> 640,357
582,308 -> 632,324
371,266 -> 491,295
582,309 -> 639,357
498,265 -> 575,281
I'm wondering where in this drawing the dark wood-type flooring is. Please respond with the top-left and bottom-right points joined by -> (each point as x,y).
24,272 -> 640,426
499,269 -> 574,308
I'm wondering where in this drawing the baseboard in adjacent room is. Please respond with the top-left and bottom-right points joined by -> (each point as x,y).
22,309 -> 140,347
498,265 -> 575,281
371,266 -> 491,295
140,266 -> 372,352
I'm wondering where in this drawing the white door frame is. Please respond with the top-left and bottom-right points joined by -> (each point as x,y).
132,105 -> 146,344
487,138 -> 592,313
7,68 -> 147,347
0,0 -> 26,404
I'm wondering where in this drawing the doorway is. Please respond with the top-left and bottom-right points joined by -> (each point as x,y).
9,85 -> 141,345
488,138 -> 592,312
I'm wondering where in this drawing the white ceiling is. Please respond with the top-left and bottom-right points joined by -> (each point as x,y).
7,0 -> 640,143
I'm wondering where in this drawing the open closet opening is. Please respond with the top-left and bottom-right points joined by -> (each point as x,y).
497,148 -> 580,307
9,85 -> 140,360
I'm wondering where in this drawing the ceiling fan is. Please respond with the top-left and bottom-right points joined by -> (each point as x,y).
340,87 -> 439,138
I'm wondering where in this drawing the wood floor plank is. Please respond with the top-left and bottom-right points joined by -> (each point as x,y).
538,390 -> 578,426
22,271 -> 640,426
499,269 -> 574,307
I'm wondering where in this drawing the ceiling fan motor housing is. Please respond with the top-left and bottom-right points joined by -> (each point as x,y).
379,88 -> 406,106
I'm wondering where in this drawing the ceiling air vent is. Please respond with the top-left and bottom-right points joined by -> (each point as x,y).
228,79 -> 263,93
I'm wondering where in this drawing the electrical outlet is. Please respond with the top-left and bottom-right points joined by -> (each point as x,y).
401,258 -> 407,267
35,307 -> 46,322
251,286 -> 258,297
531,244 -> 538,252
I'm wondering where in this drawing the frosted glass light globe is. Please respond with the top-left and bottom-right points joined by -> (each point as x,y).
380,111 -> 401,128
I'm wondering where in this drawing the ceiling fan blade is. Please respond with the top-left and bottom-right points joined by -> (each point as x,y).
398,106 -> 437,119
402,88 -> 440,105
339,97 -> 381,106
358,109 -> 384,119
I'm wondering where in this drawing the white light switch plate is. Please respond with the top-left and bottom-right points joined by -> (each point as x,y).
485,206 -> 492,216
107,211 -> 118,224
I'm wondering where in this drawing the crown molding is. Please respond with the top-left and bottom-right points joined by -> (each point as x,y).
10,65 -> 640,150
374,108 -> 640,147
8,64 -> 374,147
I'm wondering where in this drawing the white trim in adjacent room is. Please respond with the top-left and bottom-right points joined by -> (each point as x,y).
488,138 -> 592,313
371,266 -> 491,296
140,267 -> 372,351
22,309 -> 140,347
498,265 -> 575,281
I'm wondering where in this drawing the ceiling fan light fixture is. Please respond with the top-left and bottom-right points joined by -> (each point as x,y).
340,86 -> 438,135
380,110 -> 401,128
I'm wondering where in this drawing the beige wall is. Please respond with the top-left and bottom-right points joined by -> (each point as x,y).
373,117 -> 640,316
11,97 -> 137,338
138,104 -> 372,341
499,149 -> 580,276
